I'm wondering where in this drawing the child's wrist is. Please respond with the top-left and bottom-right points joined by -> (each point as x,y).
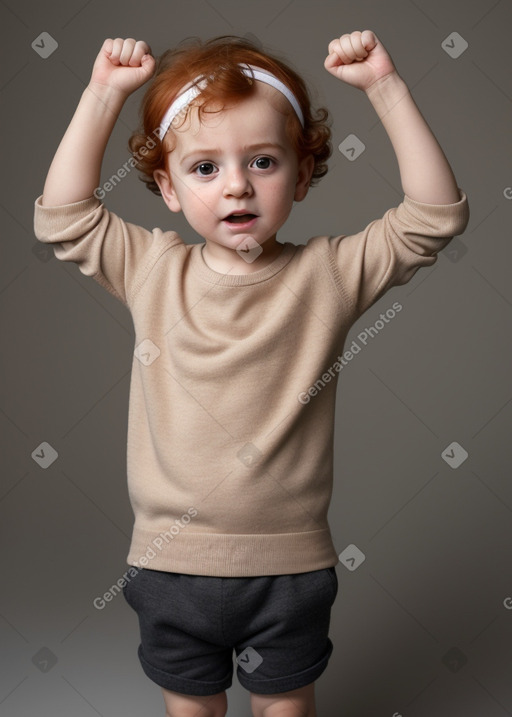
364,71 -> 409,112
84,81 -> 129,113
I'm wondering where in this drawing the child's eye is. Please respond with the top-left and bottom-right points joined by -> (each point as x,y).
252,156 -> 273,169
192,156 -> 274,176
194,162 -> 216,176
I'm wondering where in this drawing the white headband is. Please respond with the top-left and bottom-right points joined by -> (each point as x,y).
158,63 -> 304,139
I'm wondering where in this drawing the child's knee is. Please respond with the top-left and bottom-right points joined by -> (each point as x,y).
161,687 -> 227,717
250,683 -> 316,717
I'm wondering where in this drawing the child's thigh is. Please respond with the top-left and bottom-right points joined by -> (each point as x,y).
161,687 -> 227,717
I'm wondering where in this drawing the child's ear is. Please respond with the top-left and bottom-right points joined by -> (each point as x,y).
153,168 -> 182,213
294,154 -> 315,202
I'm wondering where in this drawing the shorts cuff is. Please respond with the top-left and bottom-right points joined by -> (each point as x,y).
137,645 -> 233,697
237,638 -> 334,695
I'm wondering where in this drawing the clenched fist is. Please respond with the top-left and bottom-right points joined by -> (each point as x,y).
324,30 -> 397,92
89,38 -> 155,96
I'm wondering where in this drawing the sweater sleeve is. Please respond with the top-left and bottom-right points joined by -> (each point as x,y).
33,194 -> 179,307
326,188 -> 470,318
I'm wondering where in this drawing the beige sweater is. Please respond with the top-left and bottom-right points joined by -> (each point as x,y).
33,190 -> 469,577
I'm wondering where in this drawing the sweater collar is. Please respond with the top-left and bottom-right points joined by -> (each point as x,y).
190,241 -> 296,286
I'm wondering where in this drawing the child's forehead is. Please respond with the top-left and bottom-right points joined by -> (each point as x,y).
169,81 -> 293,146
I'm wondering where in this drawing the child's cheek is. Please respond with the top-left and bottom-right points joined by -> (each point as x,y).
266,176 -> 294,201
278,177 -> 299,210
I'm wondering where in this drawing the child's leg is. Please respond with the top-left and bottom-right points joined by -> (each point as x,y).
161,687 -> 227,717
250,682 -> 316,717
122,569 -> 233,708
234,568 -> 337,713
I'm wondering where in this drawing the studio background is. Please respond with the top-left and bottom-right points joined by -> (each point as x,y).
1,0 -> 511,715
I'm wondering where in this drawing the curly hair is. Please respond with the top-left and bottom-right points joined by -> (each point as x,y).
128,35 -> 333,196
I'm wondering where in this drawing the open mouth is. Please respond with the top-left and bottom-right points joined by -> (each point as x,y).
223,213 -> 258,224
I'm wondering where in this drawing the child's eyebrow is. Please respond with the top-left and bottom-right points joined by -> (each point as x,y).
179,142 -> 287,164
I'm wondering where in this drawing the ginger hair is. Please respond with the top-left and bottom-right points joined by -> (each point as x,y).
128,35 -> 333,196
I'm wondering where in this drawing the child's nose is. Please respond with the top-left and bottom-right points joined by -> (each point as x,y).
223,166 -> 252,196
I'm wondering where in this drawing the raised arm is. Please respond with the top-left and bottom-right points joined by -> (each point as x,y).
41,38 -> 155,207
324,30 -> 460,205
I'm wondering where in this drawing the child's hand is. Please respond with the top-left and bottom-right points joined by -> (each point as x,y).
89,38 -> 155,96
324,30 -> 397,92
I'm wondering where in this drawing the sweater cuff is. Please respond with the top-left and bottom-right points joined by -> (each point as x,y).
33,194 -> 102,239
401,187 -> 470,237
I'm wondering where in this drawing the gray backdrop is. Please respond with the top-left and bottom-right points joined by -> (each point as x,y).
2,0 -> 511,715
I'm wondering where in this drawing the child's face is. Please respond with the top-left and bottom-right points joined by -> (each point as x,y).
153,82 -> 314,268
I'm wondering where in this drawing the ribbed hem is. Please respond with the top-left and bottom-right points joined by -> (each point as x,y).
33,194 -> 101,233
126,528 -> 339,577
402,188 -> 470,233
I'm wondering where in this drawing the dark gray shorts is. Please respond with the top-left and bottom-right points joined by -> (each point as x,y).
122,565 -> 338,696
